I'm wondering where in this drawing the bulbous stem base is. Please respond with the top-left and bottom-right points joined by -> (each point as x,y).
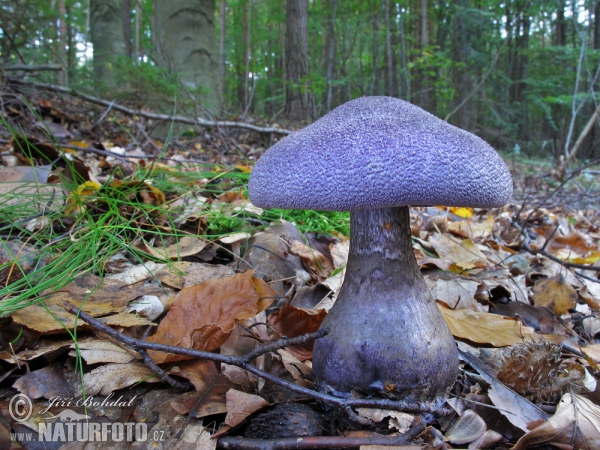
313,206 -> 459,401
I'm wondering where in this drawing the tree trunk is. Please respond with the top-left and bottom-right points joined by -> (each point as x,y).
219,1 -> 227,99
57,0 -> 68,86
384,0 -> 398,98
122,0 -> 132,59
452,0 -> 473,130
398,4 -> 409,100
284,0 -> 314,122
325,0 -> 337,112
90,0 -> 127,88
154,0 -> 222,116
238,0 -> 250,111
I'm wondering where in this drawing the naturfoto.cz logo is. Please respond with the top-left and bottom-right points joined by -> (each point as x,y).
9,394 -> 153,444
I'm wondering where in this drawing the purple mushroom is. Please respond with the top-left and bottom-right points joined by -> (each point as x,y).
249,96 -> 512,402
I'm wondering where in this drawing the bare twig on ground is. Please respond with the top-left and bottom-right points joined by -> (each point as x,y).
63,302 -> 453,417
7,78 -> 294,135
216,421 -> 426,449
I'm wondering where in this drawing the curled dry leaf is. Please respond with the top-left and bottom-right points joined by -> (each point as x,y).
136,236 -> 207,260
289,240 -> 334,279
531,274 -> 578,315
511,394 -> 600,450
147,271 -> 276,364
268,304 -> 327,361
444,409 -> 487,445
356,408 -> 414,433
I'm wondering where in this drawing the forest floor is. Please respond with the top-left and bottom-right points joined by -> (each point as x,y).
1,80 -> 600,449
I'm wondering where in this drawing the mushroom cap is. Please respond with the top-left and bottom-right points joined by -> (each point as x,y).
249,96 -> 513,211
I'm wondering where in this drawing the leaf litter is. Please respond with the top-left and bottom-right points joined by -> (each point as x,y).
1,92 -> 600,448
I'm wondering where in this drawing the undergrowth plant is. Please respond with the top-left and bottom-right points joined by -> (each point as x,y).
0,135 -> 350,317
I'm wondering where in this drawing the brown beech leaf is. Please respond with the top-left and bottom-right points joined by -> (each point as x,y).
440,306 -> 538,347
428,233 -> 489,270
444,409 -> 487,445
447,215 -> 495,239
136,236 -> 207,260
82,362 -> 162,396
224,389 -> 269,428
147,271 -> 276,364
10,274 -> 159,332
546,231 -> 597,260
169,360 -> 235,418
511,394 -> 600,450
531,274 -> 578,315
268,304 -> 327,361
425,273 -> 481,311
12,366 -> 71,400
289,240 -> 334,279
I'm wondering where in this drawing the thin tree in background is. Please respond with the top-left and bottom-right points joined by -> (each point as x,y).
284,0 -> 314,122
219,1 -> 227,102
90,0 -> 127,88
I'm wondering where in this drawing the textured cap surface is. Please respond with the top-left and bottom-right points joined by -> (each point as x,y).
249,96 -> 513,211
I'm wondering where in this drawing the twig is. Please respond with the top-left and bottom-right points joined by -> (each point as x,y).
4,65 -> 63,72
217,421 -> 426,449
63,302 -> 453,417
8,78 -> 294,135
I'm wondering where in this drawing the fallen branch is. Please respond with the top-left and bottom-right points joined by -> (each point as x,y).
217,421 -> 426,449
4,64 -> 63,72
63,302 -> 453,417
7,78 -> 294,135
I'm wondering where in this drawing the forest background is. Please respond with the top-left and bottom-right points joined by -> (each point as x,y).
3,0 -> 600,165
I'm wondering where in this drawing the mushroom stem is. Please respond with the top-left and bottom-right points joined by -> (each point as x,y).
313,206 -> 459,402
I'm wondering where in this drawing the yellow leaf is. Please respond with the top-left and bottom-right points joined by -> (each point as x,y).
64,181 -> 100,217
440,306 -> 537,347
532,275 -> 578,315
449,207 -> 474,218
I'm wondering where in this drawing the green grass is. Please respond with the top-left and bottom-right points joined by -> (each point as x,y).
0,157 -> 349,316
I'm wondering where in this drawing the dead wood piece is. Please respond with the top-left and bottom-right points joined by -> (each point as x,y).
7,78 -> 294,135
218,421 -> 425,449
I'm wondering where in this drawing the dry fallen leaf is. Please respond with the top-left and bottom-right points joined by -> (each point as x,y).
10,274 -> 160,332
429,233 -> 489,270
356,408 -> 413,433
441,306 -> 540,347
82,362 -> 162,396
268,304 -> 327,360
147,271 -> 276,364
69,340 -> 135,364
289,240 -> 334,279
224,389 -> 269,428
531,274 -> 578,315
136,236 -> 208,260
425,273 -> 481,311
444,409 -> 486,445
169,360 -> 235,418
511,394 -> 600,450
